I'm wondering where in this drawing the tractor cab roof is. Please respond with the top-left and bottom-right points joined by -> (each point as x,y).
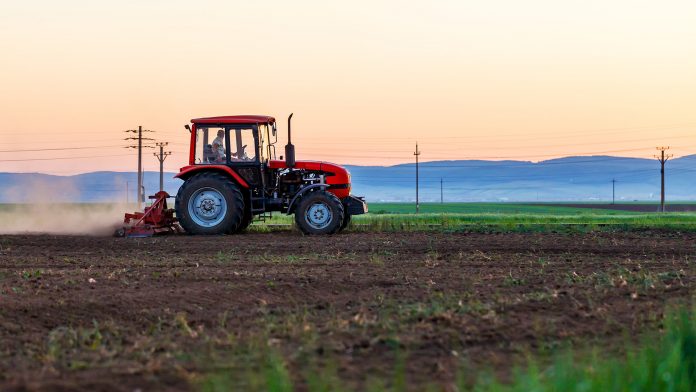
191,115 -> 275,125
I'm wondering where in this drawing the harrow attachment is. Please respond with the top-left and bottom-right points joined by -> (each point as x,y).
116,191 -> 183,238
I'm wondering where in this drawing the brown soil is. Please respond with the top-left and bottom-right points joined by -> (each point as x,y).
0,232 -> 693,391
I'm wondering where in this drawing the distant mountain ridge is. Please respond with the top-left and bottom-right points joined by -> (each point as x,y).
347,155 -> 696,202
2,155 -> 696,202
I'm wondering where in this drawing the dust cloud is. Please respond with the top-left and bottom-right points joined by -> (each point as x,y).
0,177 -> 132,236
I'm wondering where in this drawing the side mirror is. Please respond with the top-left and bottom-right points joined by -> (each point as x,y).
272,123 -> 277,137
184,124 -> 191,133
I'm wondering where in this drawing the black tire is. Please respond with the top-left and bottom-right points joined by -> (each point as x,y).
339,213 -> 351,232
294,191 -> 345,235
236,207 -> 253,232
175,172 -> 245,235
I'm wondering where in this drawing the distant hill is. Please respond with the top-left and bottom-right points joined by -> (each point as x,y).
0,171 -> 182,203
346,155 -> 696,202
2,155 -> 696,203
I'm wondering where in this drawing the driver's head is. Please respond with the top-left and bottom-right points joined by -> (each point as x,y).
217,130 -> 224,138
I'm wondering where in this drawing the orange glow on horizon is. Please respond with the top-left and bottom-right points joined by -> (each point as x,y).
1,1 -> 695,174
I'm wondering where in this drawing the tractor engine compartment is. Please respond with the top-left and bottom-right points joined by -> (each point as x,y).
272,169 -> 332,210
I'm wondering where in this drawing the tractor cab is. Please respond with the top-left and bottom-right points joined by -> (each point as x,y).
173,114 -> 367,235
188,115 -> 276,188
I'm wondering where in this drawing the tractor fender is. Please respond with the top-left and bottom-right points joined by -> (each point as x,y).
175,165 -> 249,188
286,184 -> 329,214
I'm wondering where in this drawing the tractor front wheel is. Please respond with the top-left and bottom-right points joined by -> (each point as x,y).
294,191 -> 344,235
175,172 -> 245,235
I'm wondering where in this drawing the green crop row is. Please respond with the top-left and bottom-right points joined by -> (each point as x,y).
198,307 -> 695,391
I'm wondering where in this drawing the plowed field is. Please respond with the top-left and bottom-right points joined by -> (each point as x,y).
0,232 -> 693,391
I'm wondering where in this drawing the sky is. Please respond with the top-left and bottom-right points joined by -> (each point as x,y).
0,0 -> 695,174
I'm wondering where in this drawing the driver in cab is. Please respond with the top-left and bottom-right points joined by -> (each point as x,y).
212,130 -> 226,162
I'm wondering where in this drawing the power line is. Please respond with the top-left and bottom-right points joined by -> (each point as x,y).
125,126 -> 155,209
2,127 -> 695,165
414,142 -> 421,213
353,167 -> 659,180
0,145 -> 125,153
0,154 -> 134,162
311,146 -> 657,161
440,178 -> 443,204
351,166 -> 679,184
0,138 -> 128,146
2,123 -> 694,161
153,142 -> 172,192
349,157 -> 644,169
0,134 -> 693,153
655,147 -> 673,212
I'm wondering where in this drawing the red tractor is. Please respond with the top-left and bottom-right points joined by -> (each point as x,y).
171,114 -> 367,235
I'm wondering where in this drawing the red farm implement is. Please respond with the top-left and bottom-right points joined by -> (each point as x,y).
116,191 -> 182,238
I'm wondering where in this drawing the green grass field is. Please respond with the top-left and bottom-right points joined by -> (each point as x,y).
366,202 -> 642,215
251,203 -> 696,233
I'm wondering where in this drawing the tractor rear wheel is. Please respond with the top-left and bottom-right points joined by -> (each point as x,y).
294,191 -> 344,235
175,172 -> 245,235
339,213 -> 351,232
236,208 -> 253,232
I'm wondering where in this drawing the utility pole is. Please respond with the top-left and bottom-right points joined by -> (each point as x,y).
414,143 -> 421,213
153,142 -> 172,192
440,178 -> 443,204
655,147 -> 672,212
611,179 -> 616,204
125,126 -> 154,210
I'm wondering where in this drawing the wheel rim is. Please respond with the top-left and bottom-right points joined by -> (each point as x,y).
188,187 -> 227,227
305,201 -> 333,230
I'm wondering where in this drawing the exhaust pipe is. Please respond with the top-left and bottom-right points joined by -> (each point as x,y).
285,113 -> 295,168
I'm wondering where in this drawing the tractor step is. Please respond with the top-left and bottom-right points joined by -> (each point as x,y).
249,192 -> 266,215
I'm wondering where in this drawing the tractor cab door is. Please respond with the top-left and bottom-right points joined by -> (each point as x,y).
225,125 -> 264,189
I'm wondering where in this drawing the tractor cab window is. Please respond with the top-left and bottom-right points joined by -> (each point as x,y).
258,124 -> 270,162
228,127 -> 257,162
194,127 -> 226,164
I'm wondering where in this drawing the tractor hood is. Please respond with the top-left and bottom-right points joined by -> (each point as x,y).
269,160 -> 351,194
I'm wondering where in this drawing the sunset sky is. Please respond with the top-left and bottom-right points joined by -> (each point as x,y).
1,0 -> 695,174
